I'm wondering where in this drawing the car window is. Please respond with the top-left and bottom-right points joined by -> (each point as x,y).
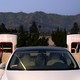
7,50 -> 79,70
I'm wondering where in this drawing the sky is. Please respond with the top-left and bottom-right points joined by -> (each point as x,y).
0,0 -> 80,15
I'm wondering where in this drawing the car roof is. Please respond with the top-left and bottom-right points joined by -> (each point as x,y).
15,46 -> 67,52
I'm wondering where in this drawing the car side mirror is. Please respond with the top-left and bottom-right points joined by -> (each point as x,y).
79,65 -> 80,69
0,63 -> 6,69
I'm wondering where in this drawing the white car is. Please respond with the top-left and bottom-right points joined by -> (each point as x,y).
0,46 -> 80,80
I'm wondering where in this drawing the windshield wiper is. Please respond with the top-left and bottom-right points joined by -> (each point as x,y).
13,54 -> 26,70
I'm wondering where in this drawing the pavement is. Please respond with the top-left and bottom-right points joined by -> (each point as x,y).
0,69 -> 4,79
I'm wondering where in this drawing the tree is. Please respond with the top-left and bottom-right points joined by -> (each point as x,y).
17,25 -> 26,47
8,28 -> 17,34
28,21 -> 39,46
0,23 -> 7,33
38,36 -> 48,46
27,22 -> 49,46
51,27 -> 67,47
30,21 -> 39,35
70,22 -> 79,34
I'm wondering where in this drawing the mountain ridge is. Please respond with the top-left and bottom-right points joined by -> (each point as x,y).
0,11 -> 80,32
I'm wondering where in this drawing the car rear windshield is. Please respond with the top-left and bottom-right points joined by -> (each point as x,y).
7,50 -> 79,70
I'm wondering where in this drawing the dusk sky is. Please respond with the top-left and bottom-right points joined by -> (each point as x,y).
0,0 -> 80,15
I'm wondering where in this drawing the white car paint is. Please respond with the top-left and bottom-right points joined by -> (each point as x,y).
1,46 -> 80,80
1,70 -> 80,80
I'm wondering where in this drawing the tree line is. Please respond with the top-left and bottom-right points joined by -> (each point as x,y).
0,22 -> 79,47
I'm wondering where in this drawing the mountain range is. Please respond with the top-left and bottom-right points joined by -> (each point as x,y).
0,11 -> 80,33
